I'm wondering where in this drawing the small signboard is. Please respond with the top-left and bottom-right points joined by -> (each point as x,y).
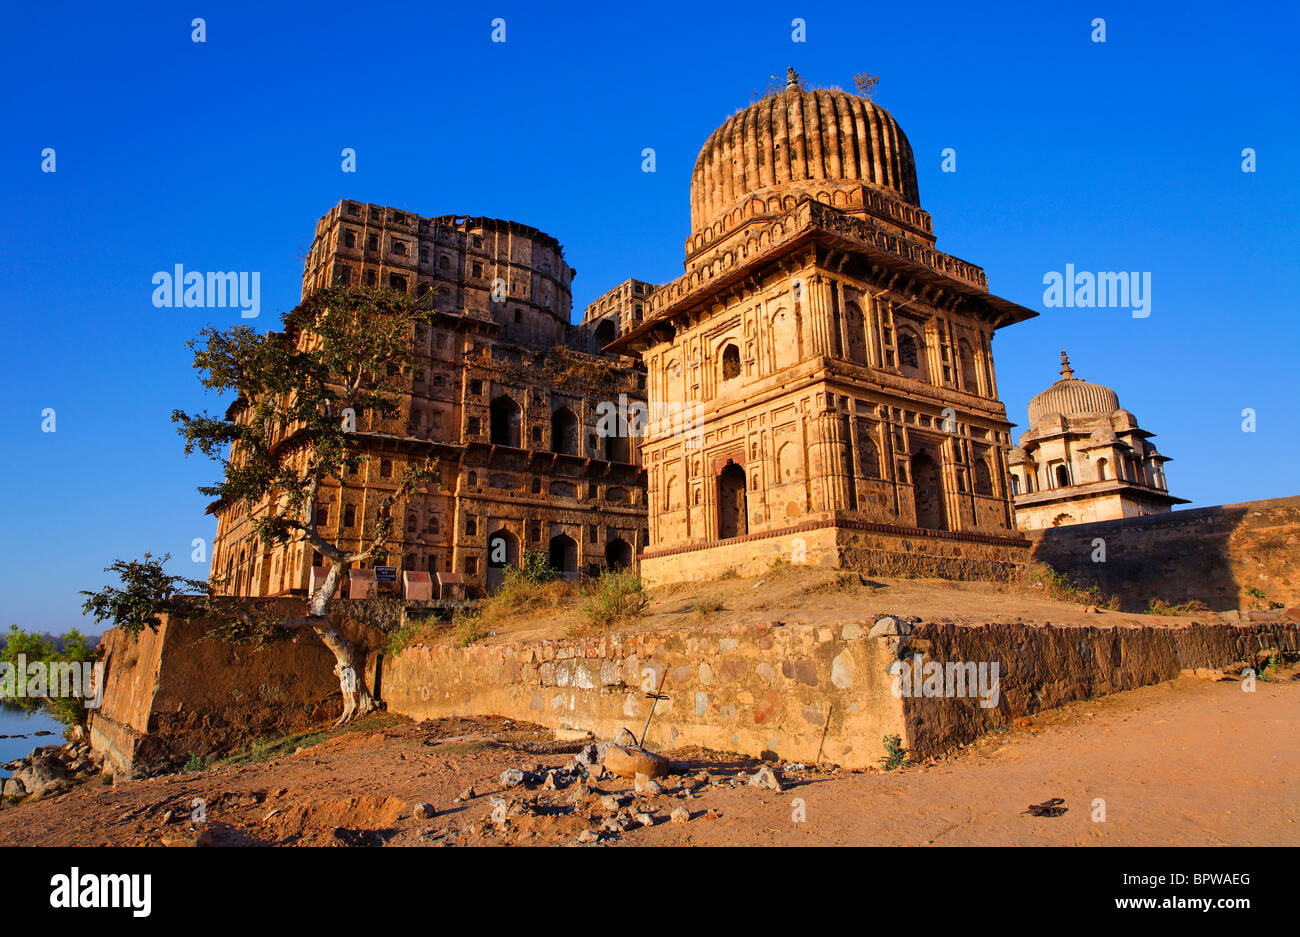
374,566 -> 398,584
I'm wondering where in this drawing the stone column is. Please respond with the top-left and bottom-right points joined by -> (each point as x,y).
811,406 -> 851,513
805,275 -> 835,359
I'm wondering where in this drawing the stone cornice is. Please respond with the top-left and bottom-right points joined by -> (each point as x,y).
611,198 -> 1035,354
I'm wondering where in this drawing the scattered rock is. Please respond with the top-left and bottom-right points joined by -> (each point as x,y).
577,829 -> 599,844
572,743 -> 601,768
670,807 -> 691,824
634,812 -> 654,827
604,745 -> 672,779
567,783 -> 590,805
868,616 -> 912,638
599,793 -> 627,811
499,768 -> 526,789
612,727 -> 639,747
454,786 -> 475,803
413,803 -> 436,820
749,765 -> 783,791
634,773 -> 664,796
1,778 -> 25,799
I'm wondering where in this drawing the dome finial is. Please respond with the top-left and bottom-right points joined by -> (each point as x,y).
786,67 -> 800,91
1059,349 -> 1074,379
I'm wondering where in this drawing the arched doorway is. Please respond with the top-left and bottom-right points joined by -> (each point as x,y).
489,395 -> 521,447
717,461 -> 748,540
605,537 -> 632,570
485,528 -> 519,592
911,451 -> 947,531
551,407 -> 580,455
548,533 -> 578,579
593,319 -> 616,349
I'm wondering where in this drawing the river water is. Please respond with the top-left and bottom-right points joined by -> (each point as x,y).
0,704 -> 64,778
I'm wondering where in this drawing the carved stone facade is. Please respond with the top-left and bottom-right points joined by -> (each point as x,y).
609,79 -> 1035,584
581,278 -> 657,352
210,200 -> 646,598
1010,352 -> 1186,530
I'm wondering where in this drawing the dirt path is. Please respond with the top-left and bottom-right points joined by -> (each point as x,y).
1,675 -> 1295,847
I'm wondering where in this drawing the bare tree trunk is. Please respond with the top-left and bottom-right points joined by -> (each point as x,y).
317,622 -> 379,725
309,561 -> 381,726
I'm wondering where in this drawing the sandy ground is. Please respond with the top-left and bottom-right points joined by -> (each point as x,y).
1,669 -> 1295,847
470,566 -> 1218,645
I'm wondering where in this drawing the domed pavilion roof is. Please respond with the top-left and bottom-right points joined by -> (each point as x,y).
689,69 -> 920,235
1026,351 -> 1121,426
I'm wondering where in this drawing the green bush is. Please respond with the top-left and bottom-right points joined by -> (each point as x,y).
879,733 -> 908,771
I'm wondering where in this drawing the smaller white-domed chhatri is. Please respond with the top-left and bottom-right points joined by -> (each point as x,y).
1009,352 -> 1187,529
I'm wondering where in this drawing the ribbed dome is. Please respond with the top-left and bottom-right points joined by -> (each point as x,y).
689,84 -> 920,234
1027,352 -> 1120,426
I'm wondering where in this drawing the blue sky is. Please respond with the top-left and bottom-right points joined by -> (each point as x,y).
2,0 -> 1296,632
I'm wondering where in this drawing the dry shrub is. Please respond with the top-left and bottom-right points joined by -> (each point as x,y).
570,570 -> 647,636
1019,562 -> 1119,610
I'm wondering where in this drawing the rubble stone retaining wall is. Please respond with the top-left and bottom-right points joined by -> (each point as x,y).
381,616 -> 1299,768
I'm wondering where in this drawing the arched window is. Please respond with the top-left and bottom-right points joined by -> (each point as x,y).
606,431 -> 630,463
898,330 -> 928,383
1055,464 -> 1071,488
720,343 -> 741,380
898,332 -> 920,368
1010,474 -> 1021,495
489,395 -> 521,447
856,430 -> 881,479
958,339 -> 979,393
973,455 -> 994,495
1097,458 -> 1109,481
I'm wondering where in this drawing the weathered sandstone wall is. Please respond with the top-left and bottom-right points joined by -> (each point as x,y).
1026,496 -> 1300,611
90,601 -> 343,775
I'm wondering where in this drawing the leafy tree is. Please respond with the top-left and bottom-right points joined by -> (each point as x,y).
82,286 -> 438,724
80,553 -> 208,637
1,625 -> 100,726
